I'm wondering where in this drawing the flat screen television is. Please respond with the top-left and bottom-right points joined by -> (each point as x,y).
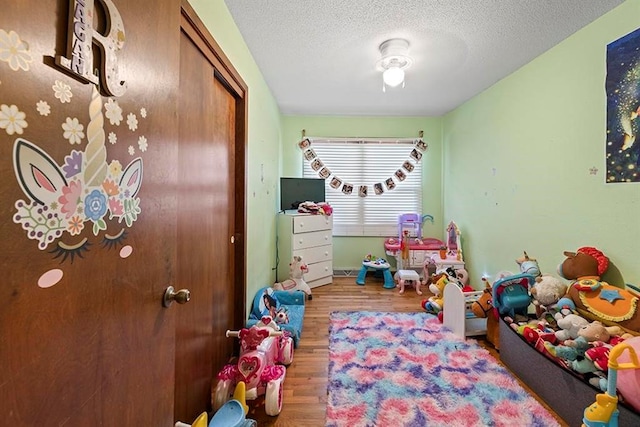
280,177 -> 326,212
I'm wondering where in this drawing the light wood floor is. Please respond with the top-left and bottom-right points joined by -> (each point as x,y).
245,276 -> 568,426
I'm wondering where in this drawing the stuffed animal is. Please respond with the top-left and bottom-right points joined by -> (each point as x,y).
273,256 -> 313,299
516,251 -> 541,277
423,274 -> 448,314
530,275 -> 568,316
559,247 -> 639,334
446,267 -> 474,292
554,312 -> 589,341
422,256 -> 437,286
472,280 -> 500,349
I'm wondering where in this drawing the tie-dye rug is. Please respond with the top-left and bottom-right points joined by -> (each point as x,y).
326,311 -> 561,427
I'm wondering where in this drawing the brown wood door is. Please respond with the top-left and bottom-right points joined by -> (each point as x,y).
174,4 -> 248,422
0,0 -> 180,425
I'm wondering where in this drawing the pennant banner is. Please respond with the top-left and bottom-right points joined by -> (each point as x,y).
299,137 -> 427,197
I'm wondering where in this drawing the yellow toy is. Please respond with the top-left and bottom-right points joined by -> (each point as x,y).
422,274 -> 448,313
582,342 -> 639,427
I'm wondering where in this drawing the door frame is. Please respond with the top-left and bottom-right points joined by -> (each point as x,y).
180,0 -> 247,329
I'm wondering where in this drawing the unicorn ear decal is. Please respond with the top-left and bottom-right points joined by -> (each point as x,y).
14,138 -> 68,206
12,137 -> 144,249
120,157 -> 142,198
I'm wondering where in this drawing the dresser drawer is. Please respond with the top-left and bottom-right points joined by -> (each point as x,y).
305,260 -> 332,282
292,229 -> 332,250
292,214 -> 332,234
294,245 -> 332,265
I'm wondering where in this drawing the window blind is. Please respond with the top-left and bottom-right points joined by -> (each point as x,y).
302,139 -> 423,236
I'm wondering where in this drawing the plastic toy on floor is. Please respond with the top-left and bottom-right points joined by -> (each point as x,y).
273,255 -> 313,300
176,382 -> 257,427
582,342 -> 639,427
212,316 -> 293,416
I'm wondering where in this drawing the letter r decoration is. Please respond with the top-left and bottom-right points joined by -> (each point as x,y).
56,0 -> 128,97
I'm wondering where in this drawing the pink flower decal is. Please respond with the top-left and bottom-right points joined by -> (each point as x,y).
58,180 -> 83,218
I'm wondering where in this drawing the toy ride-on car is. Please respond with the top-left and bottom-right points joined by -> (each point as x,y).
212,316 -> 294,416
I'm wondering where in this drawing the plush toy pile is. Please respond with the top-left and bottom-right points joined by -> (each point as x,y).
499,248 -> 640,413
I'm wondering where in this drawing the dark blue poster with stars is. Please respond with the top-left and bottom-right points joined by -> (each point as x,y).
606,27 -> 640,183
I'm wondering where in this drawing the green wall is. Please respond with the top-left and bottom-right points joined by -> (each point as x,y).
443,0 -> 640,286
188,0 -> 282,312
281,116 -> 443,270
192,0 -> 640,309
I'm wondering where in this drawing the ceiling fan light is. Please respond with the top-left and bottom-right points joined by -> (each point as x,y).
383,66 -> 404,87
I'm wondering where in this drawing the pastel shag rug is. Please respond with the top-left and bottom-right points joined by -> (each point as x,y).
326,311 -> 560,427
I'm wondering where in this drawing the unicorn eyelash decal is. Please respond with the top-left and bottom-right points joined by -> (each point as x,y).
49,238 -> 92,263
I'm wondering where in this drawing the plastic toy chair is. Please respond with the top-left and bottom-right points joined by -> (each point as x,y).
209,400 -> 256,427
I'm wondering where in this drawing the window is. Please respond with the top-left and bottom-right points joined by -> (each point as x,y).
303,138 -> 423,236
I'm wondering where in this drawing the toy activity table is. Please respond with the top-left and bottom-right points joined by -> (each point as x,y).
356,259 -> 395,289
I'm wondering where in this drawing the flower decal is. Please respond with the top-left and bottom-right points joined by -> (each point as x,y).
67,215 -> 85,236
62,117 -> 85,145
128,145 -> 135,156
109,160 -> 122,177
108,131 -> 117,144
84,189 -> 108,234
53,80 -> 73,103
126,112 -> 138,131
140,107 -> 147,118
58,180 -> 83,218
0,29 -> 33,71
62,150 -> 83,178
36,100 -> 51,116
0,104 -> 27,135
105,98 -> 123,125
138,135 -> 148,152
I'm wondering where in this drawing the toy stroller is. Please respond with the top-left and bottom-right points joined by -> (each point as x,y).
582,342 -> 639,427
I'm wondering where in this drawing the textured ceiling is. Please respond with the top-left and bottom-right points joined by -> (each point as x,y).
224,0 -> 624,117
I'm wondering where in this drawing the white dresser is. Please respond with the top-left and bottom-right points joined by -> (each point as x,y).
277,212 -> 333,288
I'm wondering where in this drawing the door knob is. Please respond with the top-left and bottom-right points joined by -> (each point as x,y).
163,286 -> 191,307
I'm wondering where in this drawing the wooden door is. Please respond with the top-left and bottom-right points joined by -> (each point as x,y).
174,4 -> 248,422
0,0 -> 181,425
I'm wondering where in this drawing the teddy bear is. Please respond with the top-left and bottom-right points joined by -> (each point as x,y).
554,312 -> 589,341
530,275 -> 568,316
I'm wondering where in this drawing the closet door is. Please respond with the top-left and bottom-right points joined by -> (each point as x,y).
174,3 -> 247,422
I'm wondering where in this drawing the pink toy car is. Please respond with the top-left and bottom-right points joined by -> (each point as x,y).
212,316 -> 294,416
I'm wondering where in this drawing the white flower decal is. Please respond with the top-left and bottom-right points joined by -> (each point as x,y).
126,112 -> 138,131
36,100 -> 50,116
104,98 -> 123,125
62,117 -> 85,145
140,107 -> 147,118
0,29 -> 33,71
138,135 -> 148,152
0,104 -> 27,135
108,131 -> 117,145
53,80 -> 73,103
128,145 -> 135,156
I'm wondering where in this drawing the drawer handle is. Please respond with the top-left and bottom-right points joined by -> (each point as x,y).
299,222 -> 304,227
324,251 -> 328,256
298,239 -> 304,245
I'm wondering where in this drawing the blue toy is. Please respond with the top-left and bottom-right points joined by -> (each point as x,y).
491,273 -> 535,319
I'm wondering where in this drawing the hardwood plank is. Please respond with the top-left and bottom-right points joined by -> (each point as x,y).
245,276 -> 569,426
